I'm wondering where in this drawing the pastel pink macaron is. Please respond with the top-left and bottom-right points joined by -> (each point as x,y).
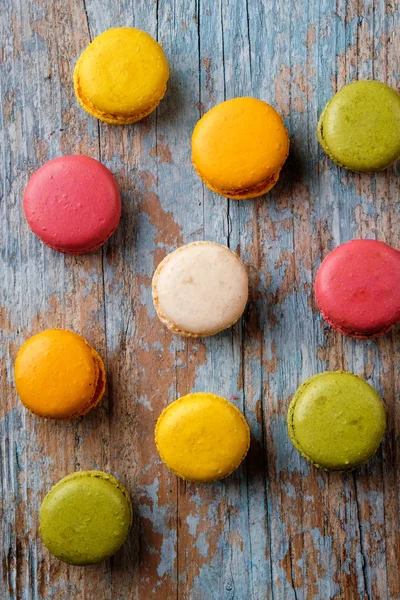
23,155 -> 121,254
315,239 -> 400,338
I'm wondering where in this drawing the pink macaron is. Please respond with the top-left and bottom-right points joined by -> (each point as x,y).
23,155 -> 121,254
315,239 -> 400,339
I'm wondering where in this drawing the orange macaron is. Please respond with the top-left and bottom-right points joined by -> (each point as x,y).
192,97 -> 289,199
14,329 -> 106,419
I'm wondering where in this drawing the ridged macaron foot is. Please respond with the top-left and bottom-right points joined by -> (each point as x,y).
40,471 -> 132,565
315,239 -> 400,338
191,97 -> 289,199
152,241 -> 248,337
317,80 -> 400,171
155,393 -> 250,482
73,27 -> 169,124
23,155 -> 121,254
287,371 -> 386,471
14,328 -> 106,419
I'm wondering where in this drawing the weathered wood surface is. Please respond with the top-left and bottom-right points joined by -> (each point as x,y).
1,0 -> 399,598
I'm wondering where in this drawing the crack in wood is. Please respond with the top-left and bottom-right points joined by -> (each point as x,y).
353,472 -> 371,600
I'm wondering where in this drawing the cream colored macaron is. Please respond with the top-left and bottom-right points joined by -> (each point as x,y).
152,241 -> 248,337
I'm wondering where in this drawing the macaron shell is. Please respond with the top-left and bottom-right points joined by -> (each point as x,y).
155,392 -> 250,482
318,80 -> 400,172
287,371 -> 386,470
152,241 -> 249,337
23,156 -> 121,254
40,471 -> 132,565
315,239 -> 400,337
192,97 -> 289,198
74,27 -> 169,124
14,329 -> 105,419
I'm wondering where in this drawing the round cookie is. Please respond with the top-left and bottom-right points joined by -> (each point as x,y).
315,239 -> 400,338
24,155 -> 121,254
74,27 -> 169,124
14,329 -> 106,419
152,241 -> 248,337
317,80 -> 400,171
155,393 -> 250,482
192,97 -> 289,199
40,471 -> 132,565
287,371 -> 386,471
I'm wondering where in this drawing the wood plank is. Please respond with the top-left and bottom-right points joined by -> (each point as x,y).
0,0 -> 399,598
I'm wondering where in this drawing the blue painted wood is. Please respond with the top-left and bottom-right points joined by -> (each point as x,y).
0,0 -> 399,598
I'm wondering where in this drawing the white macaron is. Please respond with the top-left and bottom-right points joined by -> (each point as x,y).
152,241 -> 249,337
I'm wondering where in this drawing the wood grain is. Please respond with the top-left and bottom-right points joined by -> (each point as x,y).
1,0 -> 399,598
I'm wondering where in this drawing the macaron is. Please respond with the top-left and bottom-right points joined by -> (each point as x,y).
14,328 -> 106,419
152,241 -> 248,337
40,471 -> 132,565
192,97 -> 289,199
24,155 -> 121,254
73,27 -> 169,124
315,239 -> 400,338
287,372 -> 386,471
317,80 -> 400,171
155,393 -> 250,482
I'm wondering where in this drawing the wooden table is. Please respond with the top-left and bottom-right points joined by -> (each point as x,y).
1,1 -> 399,598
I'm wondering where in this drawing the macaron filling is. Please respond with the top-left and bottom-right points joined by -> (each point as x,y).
73,80 -> 161,125
317,306 -> 395,339
43,223 -> 121,255
72,348 -> 106,417
192,165 -> 281,200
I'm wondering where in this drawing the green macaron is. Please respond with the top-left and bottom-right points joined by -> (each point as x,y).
317,80 -> 400,172
40,471 -> 132,565
287,371 -> 386,471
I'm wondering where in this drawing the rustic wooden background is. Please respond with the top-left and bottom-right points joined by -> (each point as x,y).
1,0 -> 399,598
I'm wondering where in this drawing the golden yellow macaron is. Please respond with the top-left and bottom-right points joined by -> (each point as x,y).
155,393 -> 250,482
73,27 -> 169,124
14,329 -> 106,419
192,97 -> 289,199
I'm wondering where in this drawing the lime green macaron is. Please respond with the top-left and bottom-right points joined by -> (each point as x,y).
40,471 -> 132,565
287,371 -> 386,471
318,80 -> 400,172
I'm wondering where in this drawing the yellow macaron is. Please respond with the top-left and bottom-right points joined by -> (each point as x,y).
73,27 -> 169,124
155,393 -> 250,483
192,97 -> 289,199
14,329 -> 106,419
